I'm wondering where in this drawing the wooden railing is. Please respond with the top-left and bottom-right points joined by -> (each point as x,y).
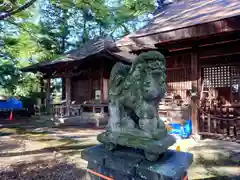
53,104 -> 82,117
53,103 -> 108,118
198,104 -> 240,142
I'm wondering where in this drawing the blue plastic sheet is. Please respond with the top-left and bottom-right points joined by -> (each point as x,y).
168,120 -> 192,139
0,98 -> 23,109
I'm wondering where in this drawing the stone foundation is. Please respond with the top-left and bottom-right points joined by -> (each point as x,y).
82,144 -> 193,180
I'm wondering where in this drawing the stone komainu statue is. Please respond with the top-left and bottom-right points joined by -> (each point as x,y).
108,51 -> 167,137
97,51 -> 176,161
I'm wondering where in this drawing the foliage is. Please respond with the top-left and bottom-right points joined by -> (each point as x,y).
0,0 -> 160,102
0,0 -> 44,96
0,20 -> 41,96
0,60 -> 19,94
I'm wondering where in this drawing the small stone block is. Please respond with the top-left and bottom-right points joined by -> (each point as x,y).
83,144 -> 145,175
87,162 -> 110,180
136,150 -> 193,180
82,144 -> 107,165
87,161 -> 100,170
107,169 -> 132,180
105,153 -> 143,175
111,147 -> 145,159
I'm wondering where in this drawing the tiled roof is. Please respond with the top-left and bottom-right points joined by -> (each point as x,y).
131,0 -> 240,37
22,38 -> 134,72
117,0 -> 240,49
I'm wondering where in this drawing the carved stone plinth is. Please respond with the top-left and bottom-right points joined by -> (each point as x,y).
82,144 -> 193,180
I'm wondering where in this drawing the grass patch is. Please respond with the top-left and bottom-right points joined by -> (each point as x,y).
0,128 -> 20,134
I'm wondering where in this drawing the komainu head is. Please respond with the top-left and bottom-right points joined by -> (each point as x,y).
132,51 -> 165,69
130,51 -> 166,101
108,51 -> 166,104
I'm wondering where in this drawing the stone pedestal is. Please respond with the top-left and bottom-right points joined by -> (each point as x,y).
82,144 -> 193,180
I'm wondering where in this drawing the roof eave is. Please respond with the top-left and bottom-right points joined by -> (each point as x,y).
117,15 -> 240,52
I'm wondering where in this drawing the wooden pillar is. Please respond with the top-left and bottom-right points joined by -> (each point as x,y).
40,77 -> 44,105
45,78 -> 51,114
103,78 -> 108,102
88,68 -> 92,101
100,73 -> 104,103
65,77 -> 71,116
100,62 -> 104,103
62,77 -> 66,100
191,50 -> 200,136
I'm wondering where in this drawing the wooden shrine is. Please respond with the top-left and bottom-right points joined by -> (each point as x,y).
22,39 -> 136,125
116,0 -> 240,142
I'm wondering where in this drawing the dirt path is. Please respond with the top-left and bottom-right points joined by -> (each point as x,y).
0,127 -> 239,180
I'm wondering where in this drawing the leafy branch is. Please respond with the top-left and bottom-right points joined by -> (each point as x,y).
0,0 -> 37,20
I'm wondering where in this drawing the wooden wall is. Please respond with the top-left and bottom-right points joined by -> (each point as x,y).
71,79 -> 89,104
71,70 -> 101,103
70,67 -> 111,103
166,53 -> 192,101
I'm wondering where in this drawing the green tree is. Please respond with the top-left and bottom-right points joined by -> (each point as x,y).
0,29 -> 41,95
0,0 -> 156,97
0,0 -> 40,96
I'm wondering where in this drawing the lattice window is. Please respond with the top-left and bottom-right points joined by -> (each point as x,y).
203,66 -> 231,88
231,66 -> 240,85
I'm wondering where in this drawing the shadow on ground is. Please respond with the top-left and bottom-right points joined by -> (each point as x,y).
0,141 -> 20,152
189,139 -> 240,165
185,139 -> 240,180
0,159 -> 88,180
0,143 -> 96,157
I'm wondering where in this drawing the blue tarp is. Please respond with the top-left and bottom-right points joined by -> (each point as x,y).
0,98 -> 23,109
168,120 -> 192,139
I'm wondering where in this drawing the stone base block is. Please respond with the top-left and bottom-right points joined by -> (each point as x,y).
97,131 -> 176,155
82,144 -> 193,180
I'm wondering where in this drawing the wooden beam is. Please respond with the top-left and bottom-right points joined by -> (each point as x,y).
163,38 -> 240,59
200,52 -> 240,60
54,70 -> 89,78
199,40 -> 240,59
155,30 -> 240,50
191,50 -> 199,135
